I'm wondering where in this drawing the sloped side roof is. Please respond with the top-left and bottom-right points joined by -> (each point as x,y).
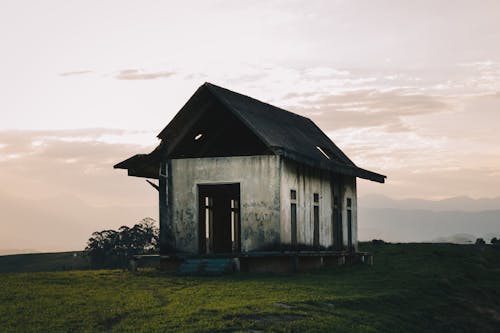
117,82 -> 386,183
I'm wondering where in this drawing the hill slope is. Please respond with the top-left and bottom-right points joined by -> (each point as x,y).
0,251 -> 89,273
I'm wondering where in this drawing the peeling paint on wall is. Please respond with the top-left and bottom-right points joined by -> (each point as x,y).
171,155 -> 281,253
169,155 -> 357,254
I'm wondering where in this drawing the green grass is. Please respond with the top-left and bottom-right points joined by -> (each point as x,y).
1,243 -> 500,332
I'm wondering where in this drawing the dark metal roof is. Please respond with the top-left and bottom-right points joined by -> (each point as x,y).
116,82 -> 386,183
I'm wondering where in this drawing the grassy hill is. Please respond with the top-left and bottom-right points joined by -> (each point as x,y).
1,243 -> 500,332
0,251 -> 90,273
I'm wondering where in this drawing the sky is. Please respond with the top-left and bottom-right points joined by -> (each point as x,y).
1,0 -> 500,252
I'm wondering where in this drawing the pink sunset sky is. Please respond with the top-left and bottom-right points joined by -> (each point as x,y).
1,0 -> 499,252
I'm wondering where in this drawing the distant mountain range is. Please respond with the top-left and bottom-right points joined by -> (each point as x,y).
360,194 -> 500,212
358,194 -> 500,244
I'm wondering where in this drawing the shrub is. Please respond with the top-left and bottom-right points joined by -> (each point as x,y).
84,217 -> 159,268
475,238 -> 486,245
371,239 -> 386,245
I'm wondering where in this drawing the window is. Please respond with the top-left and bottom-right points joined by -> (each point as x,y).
313,193 -> 319,248
347,197 -> 353,251
291,203 -> 297,247
290,189 -> 297,247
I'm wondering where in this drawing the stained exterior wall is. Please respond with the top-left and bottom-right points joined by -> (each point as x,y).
340,175 -> 358,250
169,154 -> 357,254
170,155 -> 281,254
280,158 -> 358,250
280,159 -> 333,248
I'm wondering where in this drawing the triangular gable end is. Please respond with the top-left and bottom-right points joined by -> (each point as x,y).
159,84 -> 273,159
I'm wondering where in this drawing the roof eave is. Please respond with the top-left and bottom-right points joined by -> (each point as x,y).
274,147 -> 386,183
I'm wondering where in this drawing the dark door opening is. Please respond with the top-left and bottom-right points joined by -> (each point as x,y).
198,183 -> 240,255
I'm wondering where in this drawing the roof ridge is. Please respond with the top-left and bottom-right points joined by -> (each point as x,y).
204,82 -> 313,123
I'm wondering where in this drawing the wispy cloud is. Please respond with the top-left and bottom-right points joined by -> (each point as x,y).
289,89 -> 453,132
115,69 -> 175,80
59,70 -> 93,77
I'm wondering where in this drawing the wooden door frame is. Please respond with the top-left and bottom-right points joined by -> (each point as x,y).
198,183 -> 241,255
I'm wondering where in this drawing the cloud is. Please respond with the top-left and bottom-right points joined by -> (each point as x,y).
59,70 -> 93,77
288,89 -> 453,132
115,69 -> 175,80
0,129 -> 157,206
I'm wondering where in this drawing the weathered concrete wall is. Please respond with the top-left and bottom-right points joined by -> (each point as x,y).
170,155 -> 281,254
280,159 -> 334,248
341,176 -> 358,250
280,159 -> 358,250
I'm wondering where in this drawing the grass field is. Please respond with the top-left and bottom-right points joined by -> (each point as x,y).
1,243 -> 500,332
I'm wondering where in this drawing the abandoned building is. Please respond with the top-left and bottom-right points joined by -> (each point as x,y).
115,82 -> 385,272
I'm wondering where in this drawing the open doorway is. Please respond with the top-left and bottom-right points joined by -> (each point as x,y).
198,183 -> 240,255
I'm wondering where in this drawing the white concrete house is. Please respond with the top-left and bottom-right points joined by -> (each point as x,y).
115,83 -> 385,271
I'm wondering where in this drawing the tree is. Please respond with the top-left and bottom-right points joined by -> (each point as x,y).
84,217 -> 159,268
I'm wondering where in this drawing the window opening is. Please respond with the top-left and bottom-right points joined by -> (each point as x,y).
347,197 -> 353,251
291,189 -> 297,248
313,193 -> 320,248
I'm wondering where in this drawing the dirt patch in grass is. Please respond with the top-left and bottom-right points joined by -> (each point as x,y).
100,312 -> 129,332
230,313 -> 306,324
273,302 -> 295,309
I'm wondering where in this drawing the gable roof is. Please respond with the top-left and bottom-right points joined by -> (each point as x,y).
115,82 -> 386,183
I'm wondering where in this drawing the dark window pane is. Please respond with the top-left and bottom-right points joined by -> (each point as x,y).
291,203 -> 297,246
313,205 -> 319,247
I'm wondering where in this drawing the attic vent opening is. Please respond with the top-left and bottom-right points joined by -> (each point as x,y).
316,146 -> 331,160
194,133 -> 203,141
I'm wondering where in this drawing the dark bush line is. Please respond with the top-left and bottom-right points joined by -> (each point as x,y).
84,217 -> 159,269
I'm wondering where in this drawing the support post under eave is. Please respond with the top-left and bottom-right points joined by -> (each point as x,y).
159,158 -> 175,255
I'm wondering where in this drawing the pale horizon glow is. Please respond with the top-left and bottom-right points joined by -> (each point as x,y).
1,0 -> 500,252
